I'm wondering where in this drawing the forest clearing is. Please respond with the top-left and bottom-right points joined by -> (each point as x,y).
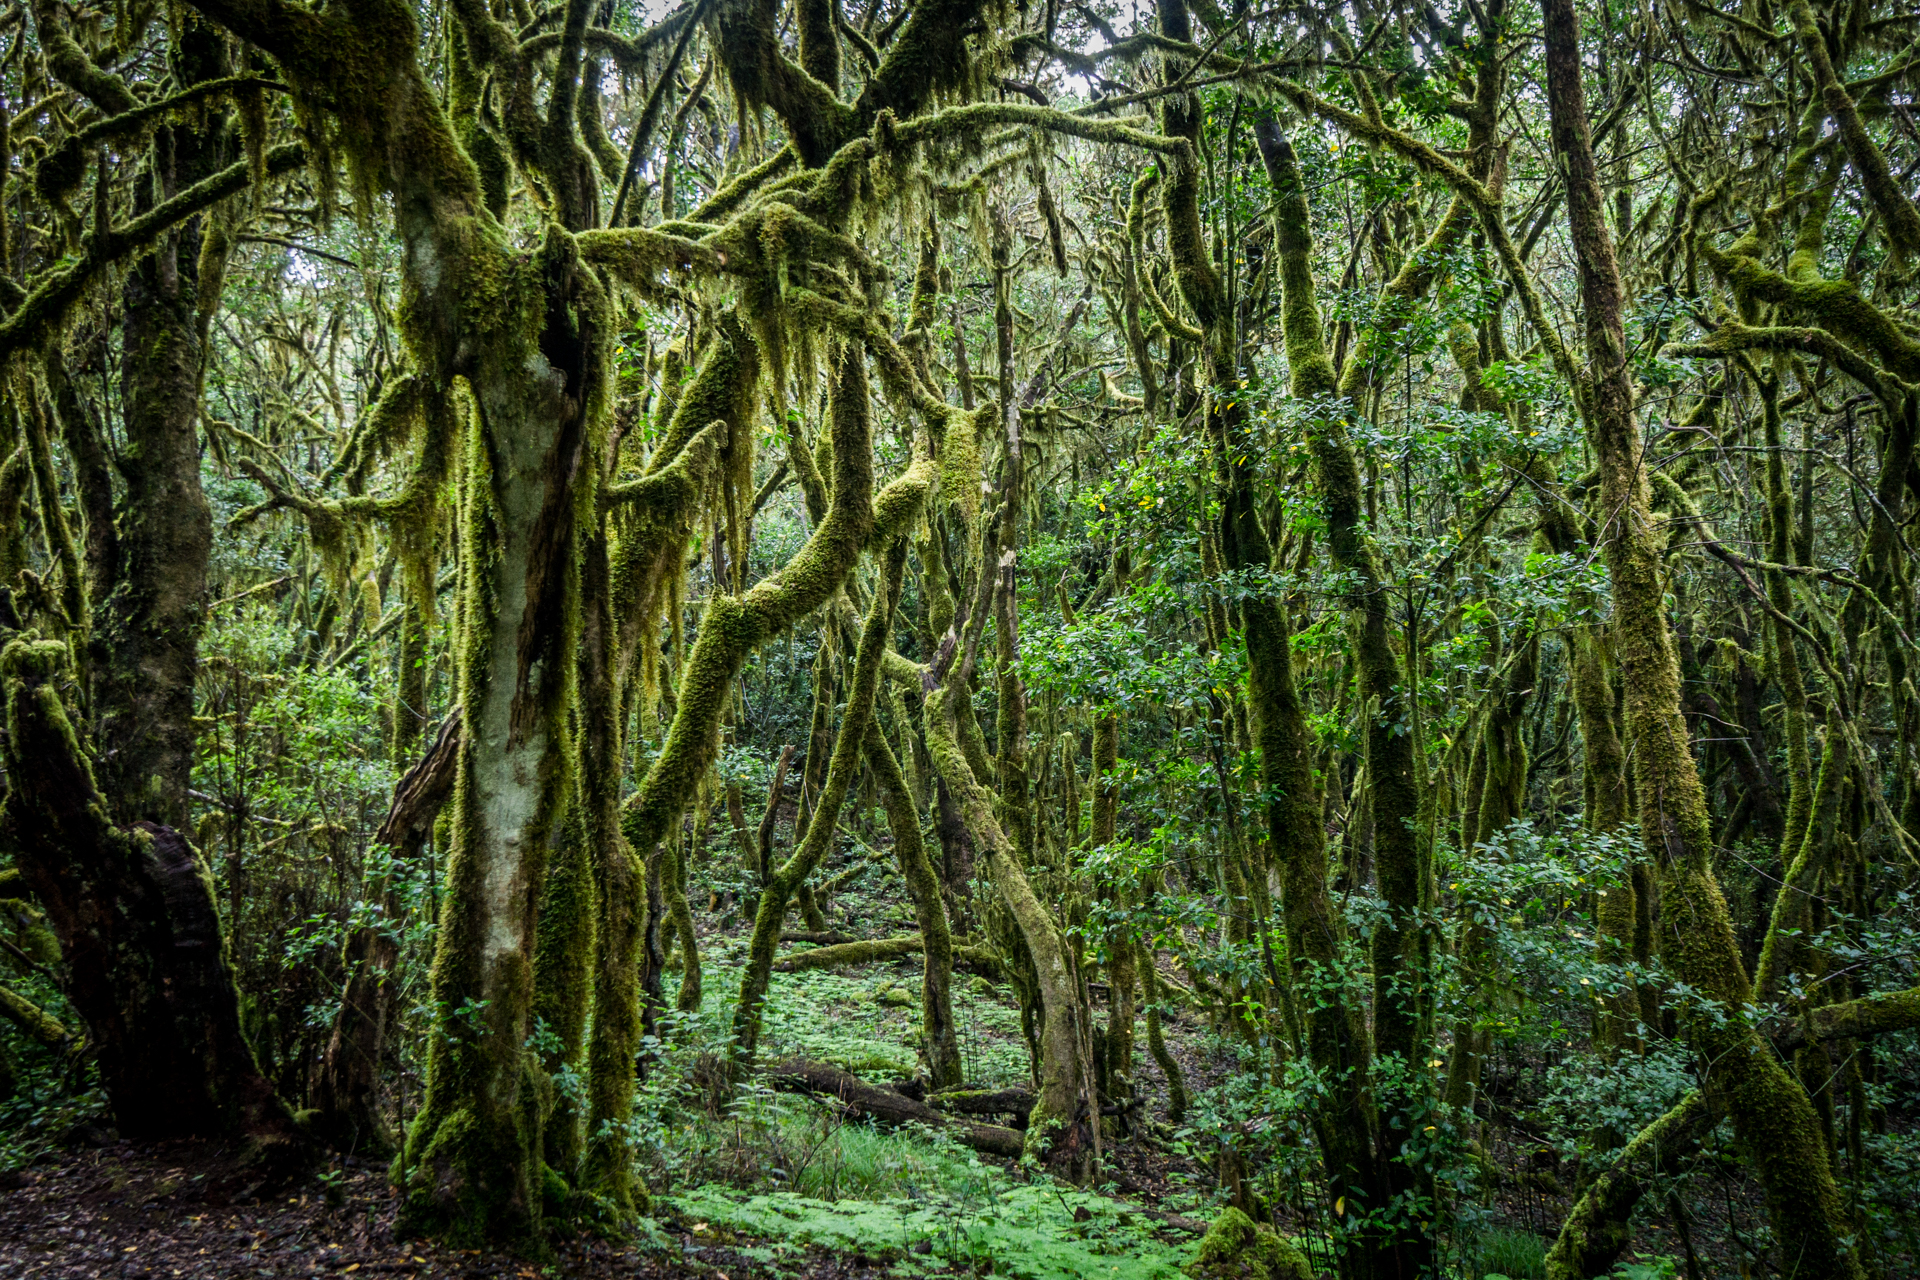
0,0 -> 1915,1275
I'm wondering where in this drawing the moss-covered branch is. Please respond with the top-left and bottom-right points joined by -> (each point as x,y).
0,983 -> 70,1048
0,143 -> 305,366
1772,985 -> 1920,1053
1545,1092 -> 1717,1280
1783,0 -> 1920,258
729,536 -> 908,1073
1661,323 -> 1907,411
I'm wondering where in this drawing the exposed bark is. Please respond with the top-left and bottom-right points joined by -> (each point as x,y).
929,1085 -> 1036,1124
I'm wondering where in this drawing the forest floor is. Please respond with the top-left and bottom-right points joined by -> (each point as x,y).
0,854 -> 1799,1279
0,1138 -> 968,1278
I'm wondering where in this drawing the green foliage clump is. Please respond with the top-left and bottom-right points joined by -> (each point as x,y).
1472,1226 -> 1549,1280
666,1180 -> 1195,1279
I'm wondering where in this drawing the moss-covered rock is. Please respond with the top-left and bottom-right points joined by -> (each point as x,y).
1185,1208 -> 1313,1280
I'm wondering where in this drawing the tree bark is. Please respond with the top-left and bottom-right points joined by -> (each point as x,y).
1541,0 -> 1863,1272
314,710 -> 462,1153
1,641 -> 294,1147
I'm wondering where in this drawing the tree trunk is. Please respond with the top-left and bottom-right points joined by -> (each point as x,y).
13,5 -> 292,1150
314,711 -> 461,1153
400,227 -> 605,1247
1,642 -> 294,1147
1541,0 -> 1863,1272
863,720 -> 963,1088
924,664 -> 1099,1181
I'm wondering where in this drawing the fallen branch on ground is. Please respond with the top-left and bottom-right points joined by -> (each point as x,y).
766,1060 -> 1025,1158
772,933 -> 1004,978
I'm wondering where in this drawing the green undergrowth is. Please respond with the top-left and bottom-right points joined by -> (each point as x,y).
635,938 -> 1067,1197
628,928 -> 1201,1277
1472,1226 -> 1548,1279
661,1180 -> 1194,1279
674,933 -> 1036,1084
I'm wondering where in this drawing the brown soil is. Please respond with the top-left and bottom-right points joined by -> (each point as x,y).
0,1140 -> 899,1279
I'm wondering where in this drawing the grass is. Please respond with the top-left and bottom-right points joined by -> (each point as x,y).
1475,1225 -> 1549,1280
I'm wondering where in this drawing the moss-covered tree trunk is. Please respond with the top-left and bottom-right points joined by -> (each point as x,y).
864,717 -> 963,1088
1247,119 -> 1413,1280
1541,0 -> 1863,1272
924,664 -> 1100,1181
731,533 -> 908,1072
399,225 -> 604,1244
4,6 -> 293,1148
584,334 -> 751,1210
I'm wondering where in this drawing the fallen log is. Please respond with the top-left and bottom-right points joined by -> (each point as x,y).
774,935 -> 921,970
767,1060 -> 1025,1159
773,934 -> 1005,978
928,1086 -> 1036,1127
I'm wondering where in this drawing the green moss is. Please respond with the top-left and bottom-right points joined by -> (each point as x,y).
940,405 -> 989,521
532,819 -> 596,1179
1185,1208 -> 1312,1280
